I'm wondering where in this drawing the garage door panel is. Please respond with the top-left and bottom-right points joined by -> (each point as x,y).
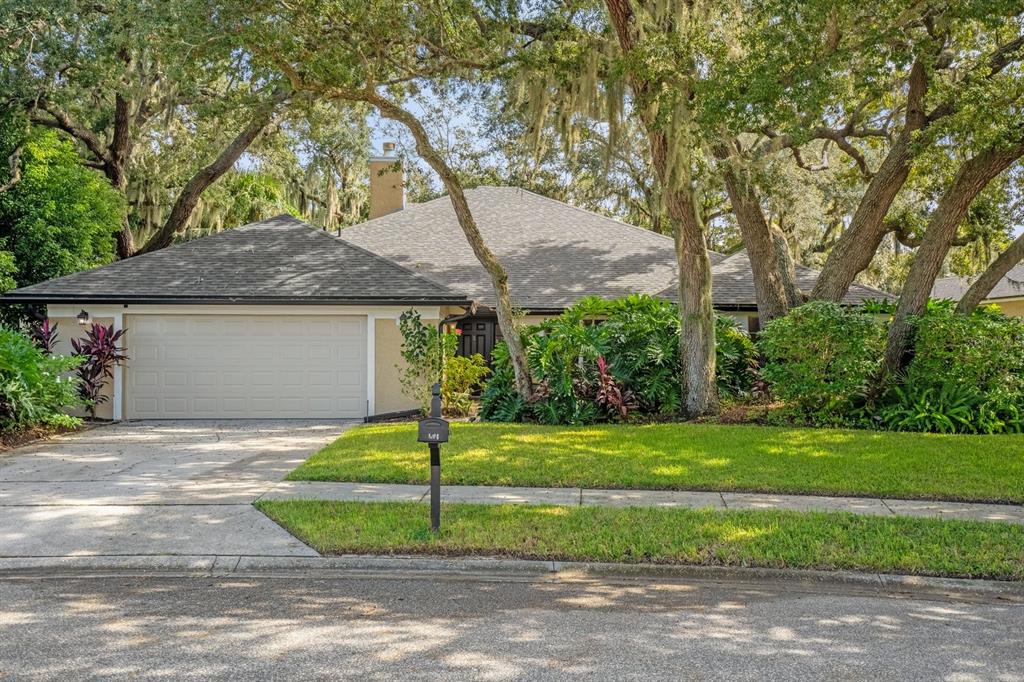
126,314 -> 367,419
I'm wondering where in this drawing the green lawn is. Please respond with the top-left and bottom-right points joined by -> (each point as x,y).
256,500 -> 1024,581
289,422 -> 1024,503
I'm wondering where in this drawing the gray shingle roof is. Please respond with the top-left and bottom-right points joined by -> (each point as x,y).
341,186 -> 726,310
659,250 -> 894,308
932,265 -> 1024,301
3,214 -> 467,305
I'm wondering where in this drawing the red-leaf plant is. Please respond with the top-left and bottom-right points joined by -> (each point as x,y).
29,318 -> 59,355
71,324 -> 128,418
594,355 -> 636,422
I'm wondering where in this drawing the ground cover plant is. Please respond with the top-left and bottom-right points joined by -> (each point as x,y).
256,500 -> 1024,581
289,422 -> 1024,503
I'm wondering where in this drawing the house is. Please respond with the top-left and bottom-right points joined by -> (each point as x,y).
2,153 -> 890,421
931,265 -> 1024,317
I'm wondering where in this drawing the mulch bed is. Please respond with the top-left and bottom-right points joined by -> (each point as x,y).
0,423 -> 88,453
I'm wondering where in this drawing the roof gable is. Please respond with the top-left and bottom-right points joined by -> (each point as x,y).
4,214 -> 466,304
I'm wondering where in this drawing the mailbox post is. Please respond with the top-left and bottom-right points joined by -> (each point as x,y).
417,383 -> 448,532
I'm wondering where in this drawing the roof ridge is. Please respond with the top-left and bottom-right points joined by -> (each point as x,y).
303,223 -> 464,298
477,185 -> 682,246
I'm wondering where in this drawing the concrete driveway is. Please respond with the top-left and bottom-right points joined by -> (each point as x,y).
0,421 -> 355,558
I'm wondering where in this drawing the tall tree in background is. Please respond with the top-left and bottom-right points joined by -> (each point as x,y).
1,0 -> 292,257
0,112 -> 123,323
800,3 -> 1024,303
219,0 -> 537,401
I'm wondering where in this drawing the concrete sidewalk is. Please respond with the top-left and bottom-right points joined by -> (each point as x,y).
260,481 -> 1024,524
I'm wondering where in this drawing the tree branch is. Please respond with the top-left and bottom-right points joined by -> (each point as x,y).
0,142 -> 23,194
31,100 -> 109,166
134,87 -> 291,255
956,231 -> 1024,313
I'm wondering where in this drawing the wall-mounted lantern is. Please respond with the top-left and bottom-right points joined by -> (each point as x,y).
76,310 -> 91,325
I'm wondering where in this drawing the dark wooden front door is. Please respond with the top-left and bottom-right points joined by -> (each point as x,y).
456,316 -> 501,364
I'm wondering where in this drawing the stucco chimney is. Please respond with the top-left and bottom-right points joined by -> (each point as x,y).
368,141 -> 405,219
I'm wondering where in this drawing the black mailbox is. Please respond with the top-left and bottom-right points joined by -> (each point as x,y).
418,417 -> 449,443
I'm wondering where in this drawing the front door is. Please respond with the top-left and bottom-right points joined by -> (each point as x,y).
456,316 -> 501,364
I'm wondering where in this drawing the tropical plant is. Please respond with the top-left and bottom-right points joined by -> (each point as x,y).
758,301 -> 885,424
479,341 -> 529,423
593,356 -> 637,422
882,305 -> 1024,434
876,381 -> 984,435
28,319 -> 59,355
0,327 -> 82,430
70,324 -> 128,419
479,295 -> 756,424
441,353 -> 490,417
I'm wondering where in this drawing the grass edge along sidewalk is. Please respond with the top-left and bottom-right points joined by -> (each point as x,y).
287,422 -> 1024,504
255,500 -> 1024,582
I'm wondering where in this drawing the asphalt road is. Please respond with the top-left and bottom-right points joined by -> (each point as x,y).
1,571 -> 1021,681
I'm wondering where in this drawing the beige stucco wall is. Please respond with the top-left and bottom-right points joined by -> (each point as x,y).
992,299 -> 1024,317
374,316 -> 440,415
49,316 -> 115,421
518,314 -> 556,326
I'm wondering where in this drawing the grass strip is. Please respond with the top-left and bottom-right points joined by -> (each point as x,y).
288,423 -> 1024,503
255,500 -> 1024,581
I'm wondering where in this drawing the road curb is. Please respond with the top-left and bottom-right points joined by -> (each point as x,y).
1,553 -> 1021,602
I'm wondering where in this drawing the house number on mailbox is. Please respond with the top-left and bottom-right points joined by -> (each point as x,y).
419,384 -> 448,532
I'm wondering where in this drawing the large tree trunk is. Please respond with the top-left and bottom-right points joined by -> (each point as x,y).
956,232 -> 1024,314
606,0 -> 717,416
810,59 -> 929,302
719,157 -> 801,322
136,89 -> 289,255
882,140 -> 1024,373
368,93 -> 534,402
668,184 -> 718,416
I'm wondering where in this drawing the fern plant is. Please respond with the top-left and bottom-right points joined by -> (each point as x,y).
877,382 -> 982,434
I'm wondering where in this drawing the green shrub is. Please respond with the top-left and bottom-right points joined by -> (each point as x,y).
0,326 -> 82,430
758,301 -> 885,423
397,309 -> 458,415
906,306 -> 1024,404
880,305 -> 1024,434
715,316 -> 757,399
442,353 -> 490,416
479,295 -> 757,424
479,341 -> 529,422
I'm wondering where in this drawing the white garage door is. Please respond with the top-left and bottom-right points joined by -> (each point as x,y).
126,314 -> 367,419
